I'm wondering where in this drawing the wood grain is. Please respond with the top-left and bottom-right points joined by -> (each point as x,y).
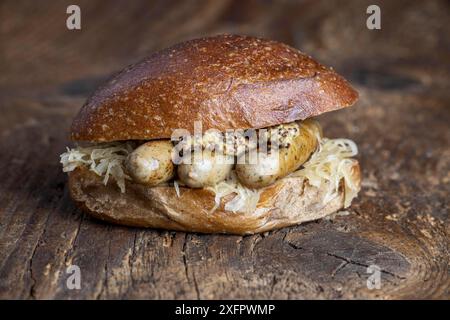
0,0 -> 448,299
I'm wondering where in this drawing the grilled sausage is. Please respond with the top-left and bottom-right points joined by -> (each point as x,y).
126,140 -> 175,186
235,120 -> 321,188
177,151 -> 233,188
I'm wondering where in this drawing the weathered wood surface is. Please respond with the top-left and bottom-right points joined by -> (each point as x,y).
0,0 -> 448,299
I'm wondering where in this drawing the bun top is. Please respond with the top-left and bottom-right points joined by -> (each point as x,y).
71,34 -> 358,142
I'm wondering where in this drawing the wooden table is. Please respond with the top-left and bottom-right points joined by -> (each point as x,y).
0,0 -> 448,299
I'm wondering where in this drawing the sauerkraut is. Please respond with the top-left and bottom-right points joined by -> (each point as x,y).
206,172 -> 261,213
292,137 -> 359,208
60,142 -> 135,192
60,135 -> 359,212
173,180 -> 181,198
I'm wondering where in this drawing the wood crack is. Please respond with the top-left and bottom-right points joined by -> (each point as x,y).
28,246 -> 39,299
96,226 -> 111,300
181,233 -> 200,299
64,213 -> 84,267
325,252 -> 406,280
128,230 -> 138,289
28,206 -> 54,299
283,237 -> 406,280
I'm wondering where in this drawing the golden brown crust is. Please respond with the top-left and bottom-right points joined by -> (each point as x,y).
70,34 -> 358,142
68,161 -> 361,235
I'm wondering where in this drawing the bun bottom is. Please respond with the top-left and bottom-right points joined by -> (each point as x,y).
68,163 -> 360,235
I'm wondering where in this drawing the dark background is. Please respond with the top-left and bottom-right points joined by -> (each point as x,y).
0,0 -> 448,299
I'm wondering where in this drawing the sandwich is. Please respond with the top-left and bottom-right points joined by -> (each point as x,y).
60,34 -> 361,235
